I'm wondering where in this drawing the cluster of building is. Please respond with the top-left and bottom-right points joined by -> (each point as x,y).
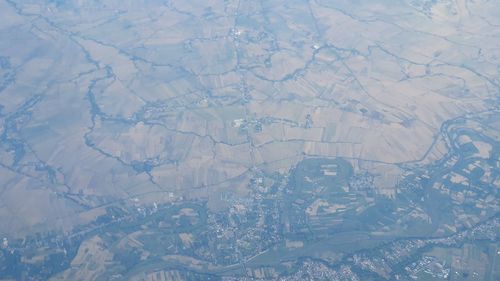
351,216 -> 499,280
405,256 -> 450,279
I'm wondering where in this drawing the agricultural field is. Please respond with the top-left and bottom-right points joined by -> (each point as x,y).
0,0 -> 499,280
